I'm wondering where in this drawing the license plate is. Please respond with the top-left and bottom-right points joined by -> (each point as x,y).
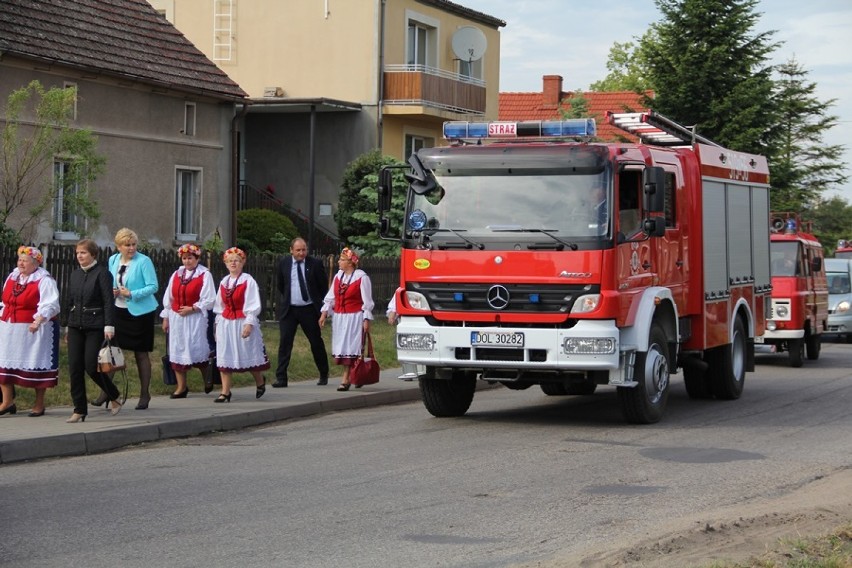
754,335 -> 764,343
471,331 -> 525,347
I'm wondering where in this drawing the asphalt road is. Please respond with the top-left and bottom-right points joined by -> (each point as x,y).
2,341 -> 850,568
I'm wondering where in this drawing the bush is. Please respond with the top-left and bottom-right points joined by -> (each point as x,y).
236,208 -> 298,254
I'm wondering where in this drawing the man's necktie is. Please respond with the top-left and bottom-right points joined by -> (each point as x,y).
296,260 -> 309,302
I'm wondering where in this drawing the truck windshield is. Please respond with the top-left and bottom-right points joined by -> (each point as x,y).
770,241 -> 801,277
407,171 -> 610,240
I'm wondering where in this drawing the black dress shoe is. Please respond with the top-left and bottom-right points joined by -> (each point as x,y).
272,379 -> 288,388
317,377 -> 328,385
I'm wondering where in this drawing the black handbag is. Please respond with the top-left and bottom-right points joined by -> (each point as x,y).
162,341 -> 177,386
204,351 -> 221,393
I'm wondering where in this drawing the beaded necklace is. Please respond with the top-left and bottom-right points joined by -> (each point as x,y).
12,273 -> 31,297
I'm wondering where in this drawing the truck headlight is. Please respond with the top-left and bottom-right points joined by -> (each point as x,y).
563,337 -> 615,354
837,301 -> 850,314
775,305 -> 789,318
397,333 -> 434,350
405,291 -> 430,311
571,294 -> 601,314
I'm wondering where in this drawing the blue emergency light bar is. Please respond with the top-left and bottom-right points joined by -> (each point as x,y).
443,119 -> 597,140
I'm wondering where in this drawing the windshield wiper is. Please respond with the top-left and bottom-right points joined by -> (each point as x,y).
429,228 -> 485,250
489,227 -> 578,251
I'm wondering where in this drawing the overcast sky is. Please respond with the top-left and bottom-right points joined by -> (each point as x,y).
459,0 -> 852,202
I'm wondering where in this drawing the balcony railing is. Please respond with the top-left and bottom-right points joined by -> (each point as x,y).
383,64 -> 486,115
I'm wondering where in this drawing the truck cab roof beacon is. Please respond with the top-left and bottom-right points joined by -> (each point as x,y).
378,111 -> 771,424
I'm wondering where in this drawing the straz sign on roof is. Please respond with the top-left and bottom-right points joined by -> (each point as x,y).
488,122 -> 517,137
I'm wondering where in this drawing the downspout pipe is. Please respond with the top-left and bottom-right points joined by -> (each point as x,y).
377,0 -> 386,149
231,101 -> 251,244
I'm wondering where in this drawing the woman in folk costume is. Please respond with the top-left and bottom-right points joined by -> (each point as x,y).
319,247 -> 374,391
0,246 -> 61,417
212,247 -> 269,402
160,243 -> 216,398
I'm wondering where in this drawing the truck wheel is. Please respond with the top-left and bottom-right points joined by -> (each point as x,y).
617,324 -> 669,424
683,363 -> 713,399
503,381 -> 533,391
805,332 -> 821,360
788,338 -> 804,368
419,371 -> 476,417
540,382 -> 568,396
708,317 -> 746,399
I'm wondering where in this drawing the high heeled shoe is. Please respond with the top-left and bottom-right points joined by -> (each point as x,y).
337,383 -> 350,391
169,389 -> 189,399
135,397 -> 150,410
256,376 -> 267,399
0,404 -> 17,416
214,392 -> 231,403
28,409 -> 45,417
66,413 -> 86,423
109,400 -> 122,416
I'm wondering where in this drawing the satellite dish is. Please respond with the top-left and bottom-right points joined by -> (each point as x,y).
451,26 -> 487,62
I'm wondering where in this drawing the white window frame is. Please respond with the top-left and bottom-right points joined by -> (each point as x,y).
175,167 -> 202,240
53,159 -> 84,239
404,133 -> 433,160
183,102 -> 196,136
405,11 -> 439,69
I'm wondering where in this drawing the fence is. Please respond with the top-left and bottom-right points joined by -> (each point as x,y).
1,244 -> 400,323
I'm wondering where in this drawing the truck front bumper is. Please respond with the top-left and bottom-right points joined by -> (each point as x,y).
395,317 -> 622,373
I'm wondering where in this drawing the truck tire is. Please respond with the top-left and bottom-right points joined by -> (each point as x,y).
540,382 -> 568,396
419,371 -> 476,417
788,338 -> 804,368
683,363 -> 713,399
805,332 -> 821,360
708,317 -> 746,399
617,324 -> 670,424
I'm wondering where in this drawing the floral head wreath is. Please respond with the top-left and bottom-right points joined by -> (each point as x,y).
177,243 -> 201,258
223,247 -> 246,261
18,245 -> 43,265
340,247 -> 360,265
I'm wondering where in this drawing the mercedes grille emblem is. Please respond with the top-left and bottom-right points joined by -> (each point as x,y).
486,284 -> 510,310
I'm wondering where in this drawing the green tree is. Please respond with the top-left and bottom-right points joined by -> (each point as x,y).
1,80 -> 105,239
558,91 -> 591,119
810,196 -> 852,254
640,0 -> 779,154
769,58 -> 848,211
590,40 -> 654,93
336,149 -> 406,257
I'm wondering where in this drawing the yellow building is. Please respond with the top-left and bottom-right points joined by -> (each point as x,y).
149,0 -> 504,244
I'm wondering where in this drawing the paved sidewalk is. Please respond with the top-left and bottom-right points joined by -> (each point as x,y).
0,368 -> 421,465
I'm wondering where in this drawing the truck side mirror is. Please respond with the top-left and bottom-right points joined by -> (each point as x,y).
643,167 -> 666,213
378,167 -> 394,213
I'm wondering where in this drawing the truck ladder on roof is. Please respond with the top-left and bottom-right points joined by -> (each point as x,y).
606,110 -> 721,147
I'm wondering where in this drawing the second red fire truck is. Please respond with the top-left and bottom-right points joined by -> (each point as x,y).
378,111 -> 771,423
756,214 -> 828,366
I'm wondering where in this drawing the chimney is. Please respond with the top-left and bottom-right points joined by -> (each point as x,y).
542,75 -> 563,109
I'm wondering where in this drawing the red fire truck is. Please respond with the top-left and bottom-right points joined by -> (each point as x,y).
835,239 -> 852,259
756,213 -> 828,366
378,111 -> 771,424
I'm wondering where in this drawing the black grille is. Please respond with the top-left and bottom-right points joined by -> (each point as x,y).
411,283 -> 596,314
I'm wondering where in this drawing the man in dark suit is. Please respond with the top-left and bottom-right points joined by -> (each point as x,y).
274,237 -> 330,387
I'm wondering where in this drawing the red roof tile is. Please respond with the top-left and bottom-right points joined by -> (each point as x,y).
499,89 -> 653,142
0,0 -> 246,100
